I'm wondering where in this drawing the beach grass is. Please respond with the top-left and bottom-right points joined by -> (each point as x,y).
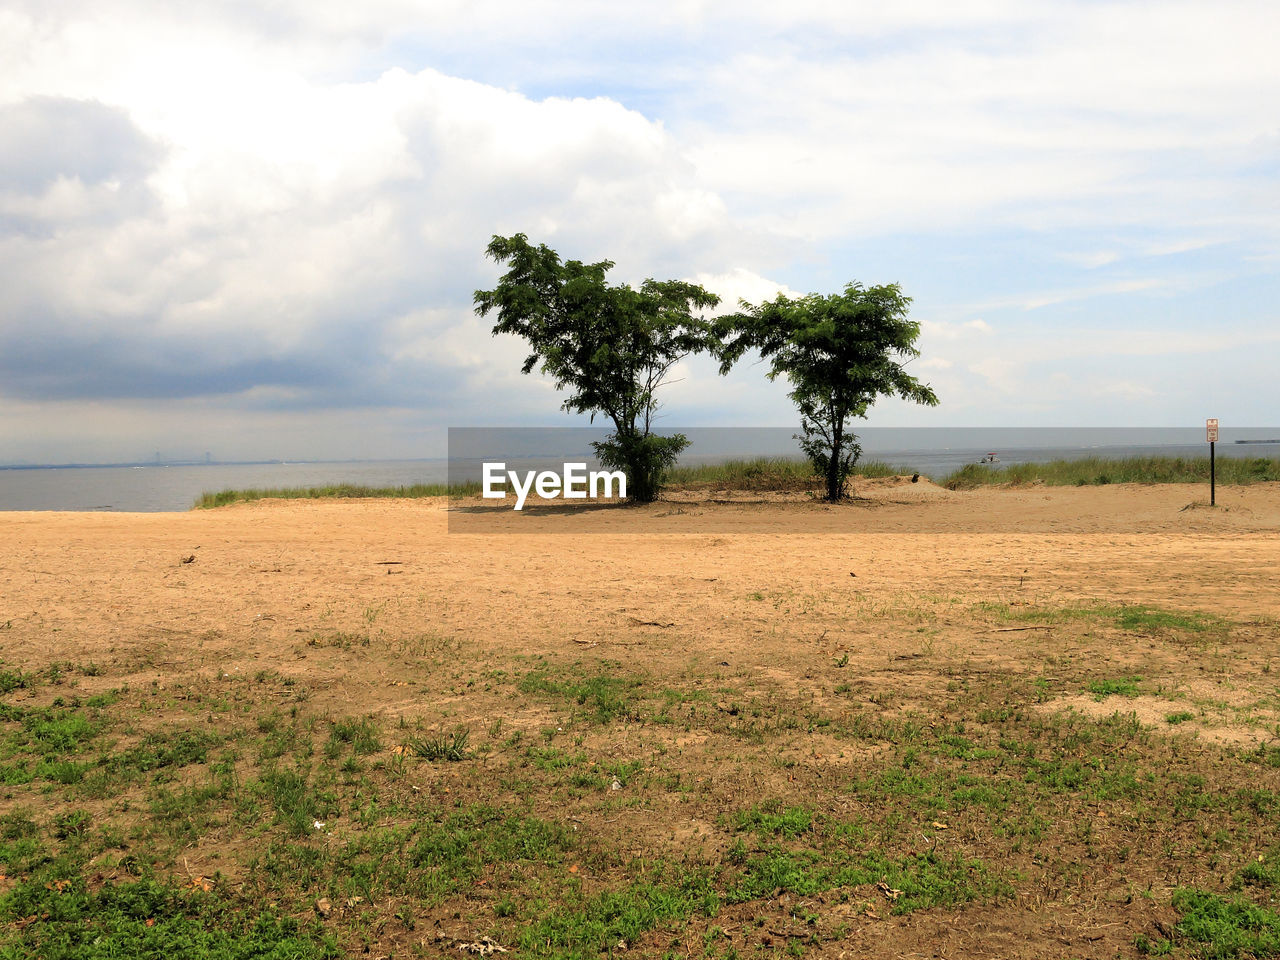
193,482 -> 478,509
193,454 -> 1280,507
664,456 -> 912,489
942,455 -> 1280,490
192,458 -> 921,507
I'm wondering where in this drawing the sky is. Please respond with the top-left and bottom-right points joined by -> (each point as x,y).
2,0 -> 1277,464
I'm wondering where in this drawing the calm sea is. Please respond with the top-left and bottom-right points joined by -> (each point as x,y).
3,427 -> 1278,512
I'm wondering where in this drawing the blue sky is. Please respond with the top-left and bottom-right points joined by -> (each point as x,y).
1,1 -> 1277,462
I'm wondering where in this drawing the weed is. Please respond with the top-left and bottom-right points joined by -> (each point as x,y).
518,667 -> 645,724
1088,676 -> 1142,700
0,874 -> 340,958
1172,887 -> 1280,958
409,727 -> 471,762
0,669 -> 29,695
328,717 -> 381,756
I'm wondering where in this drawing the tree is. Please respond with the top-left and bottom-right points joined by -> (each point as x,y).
718,282 -> 939,502
474,234 -> 722,502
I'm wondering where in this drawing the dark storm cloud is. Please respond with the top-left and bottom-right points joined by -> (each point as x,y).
0,96 -> 162,193
0,309 -> 471,411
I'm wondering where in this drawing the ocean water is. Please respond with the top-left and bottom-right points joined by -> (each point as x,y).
3,427 -> 1278,512
0,460 -> 448,513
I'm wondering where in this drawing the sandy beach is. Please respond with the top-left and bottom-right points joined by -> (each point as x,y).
3,481 -> 1279,957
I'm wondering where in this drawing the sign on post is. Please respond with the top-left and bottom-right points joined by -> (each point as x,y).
1206,418 -> 1218,505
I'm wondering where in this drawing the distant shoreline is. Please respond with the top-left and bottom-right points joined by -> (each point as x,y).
0,457 -> 446,471
190,454 -> 1280,510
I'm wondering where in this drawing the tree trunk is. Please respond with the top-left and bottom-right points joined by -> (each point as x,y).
827,422 -> 843,501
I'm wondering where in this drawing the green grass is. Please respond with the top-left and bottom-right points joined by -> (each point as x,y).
517,667 -> 647,724
1171,888 -> 1280,958
944,455 -> 1280,489
195,457 -> 923,507
980,601 -> 1230,642
664,456 -> 917,489
408,727 -> 472,762
0,875 -> 340,960
193,481 -> 479,509
1087,676 -> 1143,700
5,607 -> 1279,956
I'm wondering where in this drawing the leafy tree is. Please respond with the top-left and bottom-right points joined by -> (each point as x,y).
474,234 -> 722,502
719,282 -> 939,501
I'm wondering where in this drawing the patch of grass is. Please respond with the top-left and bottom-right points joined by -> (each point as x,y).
193,482 -> 479,509
0,668 -> 29,695
730,847 -> 1007,915
0,874 -> 339,959
1114,606 -> 1219,634
1166,711 -> 1196,725
22,707 -> 99,754
405,806 -> 575,900
518,867 -> 720,956
663,456 -> 923,492
249,767 -> 334,838
732,801 -> 814,839
1172,888 -> 1280,958
7,587 -> 1280,958
1087,676 -> 1143,700
112,730 -> 221,772
525,745 -> 584,771
944,455 -> 1280,489
409,727 -> 472,762
518,667 -> 646,724
987,601 -> 1228,642
327,716 -> 381,756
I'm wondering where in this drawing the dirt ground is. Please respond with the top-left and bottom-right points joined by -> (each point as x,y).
2,480 -> 1279,958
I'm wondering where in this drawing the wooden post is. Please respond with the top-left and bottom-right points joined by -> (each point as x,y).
1206,418 -> 1218,506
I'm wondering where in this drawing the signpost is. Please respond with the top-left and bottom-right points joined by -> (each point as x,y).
1206,419 -> 1218,506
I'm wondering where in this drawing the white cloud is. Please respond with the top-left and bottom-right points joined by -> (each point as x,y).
916,357 -> 954,370
2,0 -> 1279,460
922,318 -> 993,340
694,268 -> 803,312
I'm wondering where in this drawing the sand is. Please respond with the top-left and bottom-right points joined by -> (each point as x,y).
3,480 -> 1279,957
3,479 -> 1277,725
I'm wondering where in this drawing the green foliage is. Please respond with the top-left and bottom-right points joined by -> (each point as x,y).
732,802 -> 814,839
728,847 -> 1002,914
112,730 -> 220,772
663,456 -> 916,491
327,717 -> 381,756
517,669 -> 644,724
0,875 -> 339,959
518,870 -> 720,957
1087,676 -> 1142,700
1114,607 -> 1217,634
1172,888 -> 1280,958
194,482 -> 474,509
944,455 -> 1280,489
409,727 -> 472,762
23,709 -> 98,754
1241,854 -> 1280,890
0,668 -> 29,695
592,432 -> 688,504
406,807 -> 573,890
718,282 -> 938,501
250,768 -> 333,838
475,234 -> 723,503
